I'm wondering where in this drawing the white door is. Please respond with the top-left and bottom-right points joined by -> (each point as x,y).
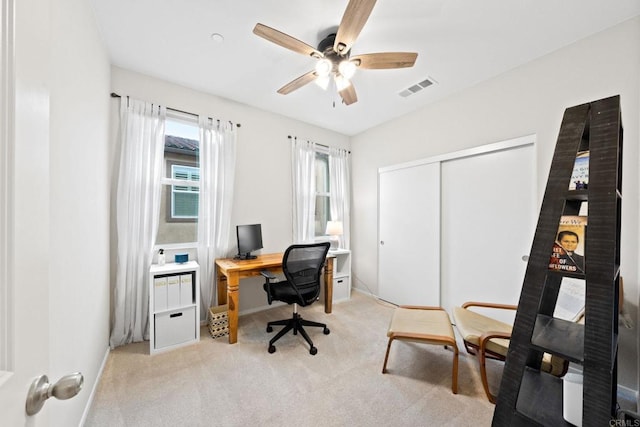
440,142 -> 536,323
0,0 -> 52,424
378,162 -> 440,306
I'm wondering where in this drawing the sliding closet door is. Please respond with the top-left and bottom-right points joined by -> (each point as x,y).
440,143 -> 536,323
378,162 -> 440,306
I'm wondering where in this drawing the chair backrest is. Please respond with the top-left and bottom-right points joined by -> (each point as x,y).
282,242 -> 331,307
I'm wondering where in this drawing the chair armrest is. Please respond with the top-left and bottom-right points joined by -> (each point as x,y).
478,331 -> 512,354
462,301 -> 518,311
261,270 -> 278,305
260,270 -> 278,281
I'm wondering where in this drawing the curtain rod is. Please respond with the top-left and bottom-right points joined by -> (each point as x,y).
110,92 -> 241,128
287,135 -> 350,154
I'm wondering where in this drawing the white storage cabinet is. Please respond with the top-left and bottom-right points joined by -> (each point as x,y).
330,249 -> 351,303
149,261 -> 200,354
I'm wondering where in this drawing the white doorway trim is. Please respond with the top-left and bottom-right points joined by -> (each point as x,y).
0,0 -> 15,382
379,134 -> 535,173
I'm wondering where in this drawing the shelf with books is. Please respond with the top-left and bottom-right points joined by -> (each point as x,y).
493,95 -> 622,427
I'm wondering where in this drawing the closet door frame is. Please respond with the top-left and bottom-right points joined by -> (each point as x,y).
378,135 -> 536,310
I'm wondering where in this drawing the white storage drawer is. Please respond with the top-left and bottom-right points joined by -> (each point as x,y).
154,307 -> 196,349
333,276 -> 351,302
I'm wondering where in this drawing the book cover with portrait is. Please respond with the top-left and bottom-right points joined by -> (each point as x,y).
548,215 -> 587,274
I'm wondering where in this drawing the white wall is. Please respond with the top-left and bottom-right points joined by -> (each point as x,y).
48,0 -> 111,425
109,68 -> 350,314
350,17 -> 640,392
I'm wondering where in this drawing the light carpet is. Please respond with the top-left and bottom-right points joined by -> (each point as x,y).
85,292 -> 499,426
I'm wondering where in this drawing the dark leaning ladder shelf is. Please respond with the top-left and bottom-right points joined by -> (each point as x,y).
492,95 -> 622,426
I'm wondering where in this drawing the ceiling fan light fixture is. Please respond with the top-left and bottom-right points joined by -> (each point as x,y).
338,60 -> 356,79
334,74 -> 351,91
253,0 -> 417,106
315,58 -> 333,76
315,74 -> 331,90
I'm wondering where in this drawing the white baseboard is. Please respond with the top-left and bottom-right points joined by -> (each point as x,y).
79,346 -> 110,427
352,286 -> 376,297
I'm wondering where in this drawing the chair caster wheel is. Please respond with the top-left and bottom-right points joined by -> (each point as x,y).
268,345 -> 276,353
323,328 -> 330,335
310,346 -> 317,355
266,326 -> 273,333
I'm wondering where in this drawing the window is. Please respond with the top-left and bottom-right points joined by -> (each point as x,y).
156,114 -> 200,245
314,151 -> 330,237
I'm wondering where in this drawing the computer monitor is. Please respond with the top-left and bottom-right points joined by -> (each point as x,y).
235,224 -> 263,260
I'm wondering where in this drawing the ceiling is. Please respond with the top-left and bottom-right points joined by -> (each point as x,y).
89,0 -> 640,136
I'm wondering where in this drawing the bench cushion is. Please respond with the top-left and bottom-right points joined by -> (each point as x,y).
387,307 -> 455,346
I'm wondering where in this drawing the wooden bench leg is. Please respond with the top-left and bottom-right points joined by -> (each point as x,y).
452,344 -> 459,394
382,337 -> 394,374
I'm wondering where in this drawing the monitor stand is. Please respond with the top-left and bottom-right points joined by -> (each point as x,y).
234,253 -> 257,260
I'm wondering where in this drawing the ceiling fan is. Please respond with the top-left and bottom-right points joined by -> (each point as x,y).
253,0 -> 418,106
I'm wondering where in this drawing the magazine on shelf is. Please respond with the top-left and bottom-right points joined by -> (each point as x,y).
548,215 -> 587,274
553,277 -> 586,321
569,151 -> 589,190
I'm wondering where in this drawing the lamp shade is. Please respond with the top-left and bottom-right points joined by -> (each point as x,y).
325,221 -> 343,236
325,221 -> 343,251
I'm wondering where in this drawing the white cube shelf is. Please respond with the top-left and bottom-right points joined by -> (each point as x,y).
328,249 -> 351,303
149,261 -> 200,354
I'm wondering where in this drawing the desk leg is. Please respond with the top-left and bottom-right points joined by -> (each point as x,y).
226,272 -> 239,344
324,257 -> 334,314
216,271 -> 228,306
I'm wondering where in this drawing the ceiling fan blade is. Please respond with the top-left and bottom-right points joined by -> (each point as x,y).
339,83 -> 358,105
334,0 -> 377,55
253,23 -> 323,58
351,52 -> 418,69
277,71 -> 318,95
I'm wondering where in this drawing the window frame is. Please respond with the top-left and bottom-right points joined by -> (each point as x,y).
164,160 -> 199,223
156,112 -> 200,249
314,150 -> 331,238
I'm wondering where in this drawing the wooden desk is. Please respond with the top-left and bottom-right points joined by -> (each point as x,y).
215,253 -> 335,344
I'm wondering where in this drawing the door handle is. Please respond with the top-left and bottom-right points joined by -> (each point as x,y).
25,372 -> 84,416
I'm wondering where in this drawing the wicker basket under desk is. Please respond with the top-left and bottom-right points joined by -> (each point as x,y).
208,304 -> 229,339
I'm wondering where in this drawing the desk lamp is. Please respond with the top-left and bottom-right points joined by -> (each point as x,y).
325,221 -> 343,251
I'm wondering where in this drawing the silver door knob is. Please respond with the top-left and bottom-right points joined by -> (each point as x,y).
25,372 -> 84,416
380,241 -> 385,245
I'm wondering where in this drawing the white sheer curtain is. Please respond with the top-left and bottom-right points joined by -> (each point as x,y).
197,119 -> 236,316
110,98 -> 166,348
291,137 -> 317,243
329,147 -> 351,249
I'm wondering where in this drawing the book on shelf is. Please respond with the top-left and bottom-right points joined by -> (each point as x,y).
569,151 -> 589,190
548,215 -> 587,274
553,277 -> 585,321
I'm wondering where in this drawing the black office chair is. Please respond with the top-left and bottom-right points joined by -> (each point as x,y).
261,242 -> 331,355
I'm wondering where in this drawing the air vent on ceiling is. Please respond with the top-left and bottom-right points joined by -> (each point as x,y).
399,77 -> 436,98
